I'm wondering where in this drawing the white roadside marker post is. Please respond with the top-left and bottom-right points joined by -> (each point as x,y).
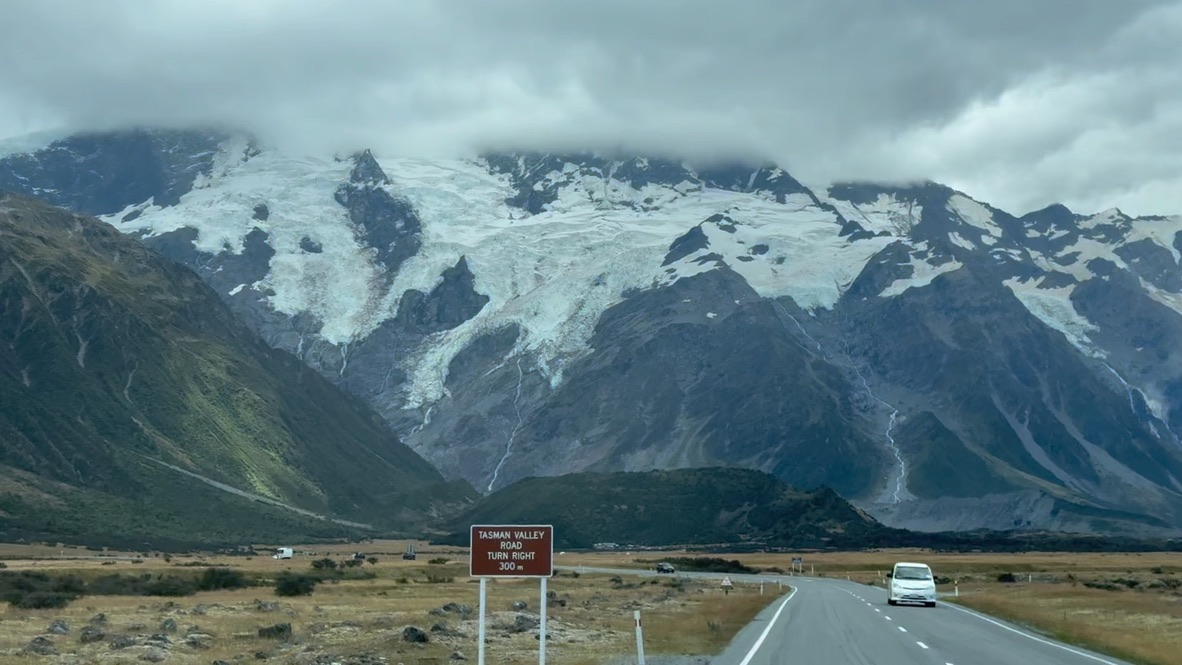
634,610 -> 646,665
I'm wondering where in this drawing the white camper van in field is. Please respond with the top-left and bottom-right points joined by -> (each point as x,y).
273,547 -> 293,560
888,561 -> 936,607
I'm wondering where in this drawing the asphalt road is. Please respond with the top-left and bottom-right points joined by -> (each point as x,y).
557,566 -> 1131,665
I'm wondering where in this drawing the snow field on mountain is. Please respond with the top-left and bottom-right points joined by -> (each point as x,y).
104,148 -> 390,344
826,192 -> 922,236
673,194 -> 898,309
1002,278 -> 1103,357
382,158 -> 711,404
948,194 -> 1002,242
880,250 -> 964,297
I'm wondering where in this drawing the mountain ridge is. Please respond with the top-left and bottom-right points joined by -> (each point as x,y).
4,129 -> 1182,537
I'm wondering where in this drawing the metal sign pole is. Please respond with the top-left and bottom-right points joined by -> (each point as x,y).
539,576 -> 548,665
478,577 -> 487,665
634,610 -> 646,665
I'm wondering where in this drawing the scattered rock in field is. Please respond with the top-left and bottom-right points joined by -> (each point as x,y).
430,602 -> 473,616
192,604 -> 208,615
511,615 -> 540,633
126,622 -> 148,631
23,636 -> 57,656
511,600 -> 528,610
254,651 -> 270,659
212,661 -> 232,665
79,625 -> 106,644
256,600 -> 280,612
139,646 -> 169,662
160,618 -> 178,633
402,626 -> 429,643
48,619 -> 70,634
109,634 -> 138,649
430,622 -> 448,633
89,612 -> 109,626
145,633 -> 173,647
308,622 -> 329,635
184,633 -> 213,649
450,651 -> 467,661
258,623 -> 292,640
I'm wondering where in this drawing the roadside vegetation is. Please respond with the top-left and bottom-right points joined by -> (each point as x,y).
0,542 -> 779,664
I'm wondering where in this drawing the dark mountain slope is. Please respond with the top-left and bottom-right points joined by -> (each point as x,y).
0,192 -> 474,545
447,467 -> 888,548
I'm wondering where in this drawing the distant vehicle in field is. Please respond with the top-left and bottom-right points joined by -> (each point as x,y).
888,561 -> 936,607
655,562 -> 675,574
272,547 -> 293,560
352,552 -> 366,561
402,544 -> 416,560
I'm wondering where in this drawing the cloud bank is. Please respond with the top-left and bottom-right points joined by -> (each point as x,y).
1,0 -> 1179,215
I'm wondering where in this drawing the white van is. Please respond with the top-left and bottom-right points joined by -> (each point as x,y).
888,561 -> 937,607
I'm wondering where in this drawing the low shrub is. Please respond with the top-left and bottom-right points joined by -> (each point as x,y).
275,573 -> 317,597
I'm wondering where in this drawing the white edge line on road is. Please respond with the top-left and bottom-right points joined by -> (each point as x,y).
737,587 -> 798,665
945,602 -> 1123,665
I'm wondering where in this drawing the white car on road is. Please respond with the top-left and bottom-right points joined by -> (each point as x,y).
888,561 -> 937,607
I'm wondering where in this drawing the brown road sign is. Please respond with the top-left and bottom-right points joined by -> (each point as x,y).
469,524 -> 554,577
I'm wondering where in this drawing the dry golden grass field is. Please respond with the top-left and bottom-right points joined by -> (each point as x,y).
0,541 -> 776,664
1,542 -> 1179,664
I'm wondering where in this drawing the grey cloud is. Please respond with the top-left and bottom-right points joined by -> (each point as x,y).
0,0 -> 1179,215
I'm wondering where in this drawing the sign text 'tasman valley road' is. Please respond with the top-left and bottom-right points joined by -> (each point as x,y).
469,524 -> 554,577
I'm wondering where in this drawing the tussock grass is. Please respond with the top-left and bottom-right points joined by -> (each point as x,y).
0,545 -> 780,664
950,584 -> 1182,665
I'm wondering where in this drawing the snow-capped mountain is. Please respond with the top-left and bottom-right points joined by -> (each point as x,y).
4,129 -> 1182,536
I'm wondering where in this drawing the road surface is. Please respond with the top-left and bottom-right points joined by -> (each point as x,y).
712,577 -> 1131,665
557,566 -> 1131,665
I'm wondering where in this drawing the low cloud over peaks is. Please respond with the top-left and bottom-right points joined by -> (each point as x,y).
2,0 -> 1180,215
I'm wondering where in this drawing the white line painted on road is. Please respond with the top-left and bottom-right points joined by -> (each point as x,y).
737,587 -> 798,665
916,641 -> 928,649
874,608 -> 881,612
945,602 -> 1124,664
885,616 -> 892,621
898,626 -> 907,633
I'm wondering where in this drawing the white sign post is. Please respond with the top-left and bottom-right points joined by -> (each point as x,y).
470,525 -> 555,665
721,575 -> 733,595
477,577 -> 487,665
539,576 -> 548,665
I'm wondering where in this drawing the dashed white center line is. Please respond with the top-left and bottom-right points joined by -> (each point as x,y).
916,641 -> 927,648
898,626 -> 907,633
885,616 -> 892,621
874,608 -> 881,613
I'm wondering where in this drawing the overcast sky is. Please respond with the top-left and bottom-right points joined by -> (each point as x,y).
2,0 -> 1180,215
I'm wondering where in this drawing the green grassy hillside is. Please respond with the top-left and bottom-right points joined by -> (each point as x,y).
0,192 -> 475,547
